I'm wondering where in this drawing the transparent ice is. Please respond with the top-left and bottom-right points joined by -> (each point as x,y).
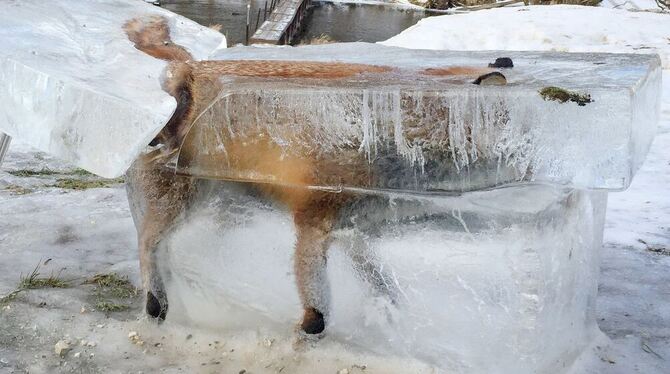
0,0 -> 226,178
144,45 -> 661,372
158,182 -> 607,373
181,43 -> 662,192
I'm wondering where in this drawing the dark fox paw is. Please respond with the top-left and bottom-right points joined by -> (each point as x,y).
146,290 -> 168,321
301,307 -> 325,335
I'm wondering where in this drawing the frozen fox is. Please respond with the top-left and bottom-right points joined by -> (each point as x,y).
123,16 -> 500,335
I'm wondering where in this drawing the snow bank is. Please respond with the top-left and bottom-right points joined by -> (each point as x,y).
0,0 -> 226,178
383,5 -> 670,69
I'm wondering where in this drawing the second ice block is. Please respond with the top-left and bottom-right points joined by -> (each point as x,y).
176,44 -> 661,193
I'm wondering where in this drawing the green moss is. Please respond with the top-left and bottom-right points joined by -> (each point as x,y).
50,177 -> 123,190
95,301 -> 130,312
87,273 -> 138,314
539,86 -> 592,106
87,273 -> 137,299
8,168 -> 58,177
69,168 -> 94,176
20,276 -> 69,289
8,167 -> 121,190
3,184 -> 33,195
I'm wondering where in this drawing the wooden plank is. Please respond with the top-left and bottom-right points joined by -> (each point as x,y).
250,0 -> 309,45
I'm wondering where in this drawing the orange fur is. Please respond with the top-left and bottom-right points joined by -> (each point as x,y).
193,60 -> 391,79
124,16 -> 192,62
125,15 -> 484,333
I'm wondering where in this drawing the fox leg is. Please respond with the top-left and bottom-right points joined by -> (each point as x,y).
126,161 -> 195,320
292,197 -> 341,335
346,236 -> 400,304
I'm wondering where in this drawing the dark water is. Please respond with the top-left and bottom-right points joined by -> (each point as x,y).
162,0 -> 433,46
162,0 -> 268,46
301,2 -> 431,43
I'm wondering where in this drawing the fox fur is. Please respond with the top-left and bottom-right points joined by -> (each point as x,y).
123,15 -> 489,334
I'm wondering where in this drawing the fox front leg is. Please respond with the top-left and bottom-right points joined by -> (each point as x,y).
126,162 -> 195,321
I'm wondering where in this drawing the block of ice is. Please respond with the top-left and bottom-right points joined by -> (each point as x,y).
135,44 -> 660,372
0,0 -> 226,178
156,181 -> 607,373
177,43 -> 661,192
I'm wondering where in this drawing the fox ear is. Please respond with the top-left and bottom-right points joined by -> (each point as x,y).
124,17 -> 194,149
123,16 -> 192,62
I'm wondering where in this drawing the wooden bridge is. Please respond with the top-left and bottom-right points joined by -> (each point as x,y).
250,0 -> 311,45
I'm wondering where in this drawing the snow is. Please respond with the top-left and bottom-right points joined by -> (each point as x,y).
569,69 -> 670,374
383,5 -> 670,69
0,0 -> 226,178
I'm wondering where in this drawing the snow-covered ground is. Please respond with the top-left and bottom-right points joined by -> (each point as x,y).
1,4 -> 669,374
578,71 -> 670,374
383,5 -> 670,68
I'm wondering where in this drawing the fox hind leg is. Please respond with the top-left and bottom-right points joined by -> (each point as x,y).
346,235 -> 400,305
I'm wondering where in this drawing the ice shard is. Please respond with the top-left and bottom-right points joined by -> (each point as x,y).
0,0 -> 226,178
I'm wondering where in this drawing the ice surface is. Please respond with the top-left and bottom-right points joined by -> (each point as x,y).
178,43 -> 661,192
0,0 -> 226,178
155,181 -> 608,372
